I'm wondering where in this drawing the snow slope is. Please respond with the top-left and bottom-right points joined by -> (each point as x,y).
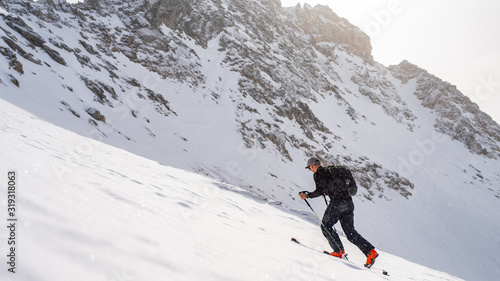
0,99 -> 465,281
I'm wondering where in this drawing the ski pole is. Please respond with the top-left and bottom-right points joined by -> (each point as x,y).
304,198 -> 334,231
322,194 -> 328,206
318,196 -> 335,232
303,198 -> 342,251
304,198 -> 322,223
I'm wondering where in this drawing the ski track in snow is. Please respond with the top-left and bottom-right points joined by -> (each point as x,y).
0,99 -> 466,281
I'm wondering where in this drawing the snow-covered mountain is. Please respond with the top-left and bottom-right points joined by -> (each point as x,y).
0,97 -> 466,281
1,0 -> 499,280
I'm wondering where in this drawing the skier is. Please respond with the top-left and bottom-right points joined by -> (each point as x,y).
299,157 -> 379,268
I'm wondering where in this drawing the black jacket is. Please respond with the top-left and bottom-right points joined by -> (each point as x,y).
307,166 -> 354,201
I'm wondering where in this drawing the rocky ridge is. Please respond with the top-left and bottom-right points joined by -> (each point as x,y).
390,60 -> 500,158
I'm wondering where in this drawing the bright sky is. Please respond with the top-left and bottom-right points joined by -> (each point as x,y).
281,0 -> 500,123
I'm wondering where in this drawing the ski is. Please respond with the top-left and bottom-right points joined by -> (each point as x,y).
291,238 -> 389,276
291,237 -> 326,255
291,238 -> 349,261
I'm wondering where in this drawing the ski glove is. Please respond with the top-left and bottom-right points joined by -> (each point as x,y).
299,191 -> 309,199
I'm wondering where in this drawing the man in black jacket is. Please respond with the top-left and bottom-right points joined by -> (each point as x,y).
299,157 -> 379,268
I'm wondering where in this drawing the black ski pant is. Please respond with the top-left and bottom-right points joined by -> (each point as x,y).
321,199 -> 374,256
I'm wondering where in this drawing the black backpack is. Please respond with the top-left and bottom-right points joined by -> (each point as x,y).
326,165 -> 358,197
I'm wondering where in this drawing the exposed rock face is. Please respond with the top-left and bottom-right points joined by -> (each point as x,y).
86,107 -> 106,123
0,46 -> 23,74
4,15 -> 46,47
292,4 -> 373,62
145,0 -> 229,47
390,61 -> 500,158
